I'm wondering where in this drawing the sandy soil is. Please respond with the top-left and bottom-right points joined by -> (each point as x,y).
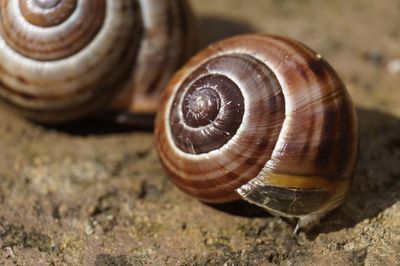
0,0 -> 399,265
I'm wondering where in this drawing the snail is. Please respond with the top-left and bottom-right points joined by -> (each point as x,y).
155,34 -> 358,231
0,0 -> 196,124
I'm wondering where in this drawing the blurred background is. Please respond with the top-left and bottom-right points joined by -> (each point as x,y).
0,0 -> 398,265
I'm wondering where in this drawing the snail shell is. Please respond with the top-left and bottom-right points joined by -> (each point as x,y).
155,34 -> 358,227
0,0 -> 196,123
109,0 -> 197,118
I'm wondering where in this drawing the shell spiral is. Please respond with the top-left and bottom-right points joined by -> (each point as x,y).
0,0 -> 195,123
155,34 -> 358,218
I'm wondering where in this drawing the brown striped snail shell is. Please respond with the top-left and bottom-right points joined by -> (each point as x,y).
155,34 -> 358,230
0,0 -> 196,124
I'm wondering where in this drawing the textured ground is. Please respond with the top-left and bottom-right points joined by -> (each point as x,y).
0,0 -> 399,265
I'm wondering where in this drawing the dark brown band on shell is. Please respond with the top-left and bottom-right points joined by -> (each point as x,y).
261,36 -> 358,180
19,0 -> 77,27
0,0 -> 105,61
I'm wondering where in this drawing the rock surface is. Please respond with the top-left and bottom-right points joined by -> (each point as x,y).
0,0 -> 399,265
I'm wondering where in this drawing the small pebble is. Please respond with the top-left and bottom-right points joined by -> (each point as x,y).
364,51 -> 384,66
85,222 -> 95,235
387,59 -> 400,74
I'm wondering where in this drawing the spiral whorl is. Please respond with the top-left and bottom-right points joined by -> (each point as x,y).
2,0 -> 105,60
0,0 -> 142,123
157,50 -> 287,202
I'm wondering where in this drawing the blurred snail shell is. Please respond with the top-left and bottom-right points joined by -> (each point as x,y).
155,34 -> 358,229
0,0 -> 196,123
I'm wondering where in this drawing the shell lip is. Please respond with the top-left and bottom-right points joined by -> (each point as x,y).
236,172 -> 350,218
